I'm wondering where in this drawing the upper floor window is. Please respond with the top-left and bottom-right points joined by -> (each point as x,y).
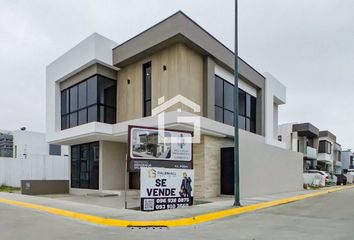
214,75 -> 256,133
319,140 -> 332,154
143,62 -> 152,117
61,75 -> 116,130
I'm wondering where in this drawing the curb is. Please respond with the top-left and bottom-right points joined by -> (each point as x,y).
0,185 -> 353,228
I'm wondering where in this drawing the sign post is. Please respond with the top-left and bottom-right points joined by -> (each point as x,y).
127,125 -> 194,211
233,0 -> 241,207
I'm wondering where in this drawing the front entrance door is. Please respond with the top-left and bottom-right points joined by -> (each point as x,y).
220,147 -> 234,195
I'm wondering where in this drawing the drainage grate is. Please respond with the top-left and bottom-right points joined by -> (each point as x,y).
128,225 -> 169,230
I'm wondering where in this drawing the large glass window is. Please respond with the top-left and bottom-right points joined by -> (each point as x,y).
319,140 -> 332,154
214,75 -> 257,133
143,62 -> 152,117
61,75 -> 116,130
71,142 -> 99,189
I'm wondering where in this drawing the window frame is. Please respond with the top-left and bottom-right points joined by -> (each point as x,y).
319,140 -> 332,154
49,144 -> 61,156
70,142 -> 99,189
61,74 -> 116,130
214,75 -> 257,133
143,62 -> 152,117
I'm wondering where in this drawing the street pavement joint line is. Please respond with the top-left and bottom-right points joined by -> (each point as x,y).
0,185 -> 352,228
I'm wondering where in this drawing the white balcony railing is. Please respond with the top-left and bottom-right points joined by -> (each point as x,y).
305,146 -> 318,160
317,153 -> 332,163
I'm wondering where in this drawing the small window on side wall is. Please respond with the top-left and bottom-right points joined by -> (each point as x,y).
49,144 -> 61,156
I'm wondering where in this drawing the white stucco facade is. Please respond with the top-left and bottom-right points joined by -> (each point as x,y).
45,23 -> 302,198
215,64 -> 257,97
46,33 -> 118,142
263,73 -> 286,148
0,129 -> 69,187
341,150 -> 353,170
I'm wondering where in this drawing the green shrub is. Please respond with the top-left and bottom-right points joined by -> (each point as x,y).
0,185 -> 20,193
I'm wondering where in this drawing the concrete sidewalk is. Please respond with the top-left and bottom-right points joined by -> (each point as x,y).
0,186 -> 347,221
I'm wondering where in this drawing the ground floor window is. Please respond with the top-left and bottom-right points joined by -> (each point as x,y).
71,142 -> 99,189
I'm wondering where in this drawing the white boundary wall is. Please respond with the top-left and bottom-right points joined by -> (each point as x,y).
0,156 -> 69,188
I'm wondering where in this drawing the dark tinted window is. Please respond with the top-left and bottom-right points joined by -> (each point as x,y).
105,107 -> 116,124
79,144 -> 89,189
69,112 -> 77,128
87,105 -> 98,122
78,109 -> 87,125
78,81 -> 87,109
144,64 -> 151,100
89,142 -> 99,189
71,142 -> 99,190
61,90 -> 69,114
104,85 -> 116,107
215,76 -> 223,107
250,119 -> 256,133
71,145 -> 80,188
87,76 -> 98,106
224,110 -> 234,126
215,106 -> 223,122
223,81 -> 234,111
251,96 -> 257,119
238,89 -> 246,116
214,75 -> 257,134
49,144 -> 61,156
246,118 -> 251,131
319,140 -> 332,154
246,94 -> 251,117
143,62 -> 152,117
238,116 -> 246,130
98,76 -> 116,107
70,86 -> 78,111
61,74 -> 116,130
61,115 -> 69,130
319,140 -> 325,153
144,100 -> 151,117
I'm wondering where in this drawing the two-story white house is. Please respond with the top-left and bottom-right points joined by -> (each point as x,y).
46,11 -> 303,198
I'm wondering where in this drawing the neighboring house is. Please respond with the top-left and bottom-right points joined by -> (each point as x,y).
0,129 -> 68,158
341,149 -> 354,170
46,11 -> 303,198
278,124 -> 342,174
333,142 -> 342,174
318,131 -> 340,174
0,129 -> 69,187
278,123 -> 319,171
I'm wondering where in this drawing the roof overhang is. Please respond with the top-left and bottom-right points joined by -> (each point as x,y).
46,111 -> 235,145
292,123 -> 319,138
319,130 -> 337,142
112,11 -> 264,88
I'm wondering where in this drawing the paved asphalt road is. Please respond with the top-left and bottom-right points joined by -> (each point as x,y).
1,188 -> 353,240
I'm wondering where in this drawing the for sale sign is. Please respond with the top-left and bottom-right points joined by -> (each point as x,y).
140,167 -> 194,211
128,126 -> 193,171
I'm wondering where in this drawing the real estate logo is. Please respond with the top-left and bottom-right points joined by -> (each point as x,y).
152,95 -> 201,144
148,168 -> 156,178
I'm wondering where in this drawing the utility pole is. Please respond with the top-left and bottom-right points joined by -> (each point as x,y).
233,0 -> 241,207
